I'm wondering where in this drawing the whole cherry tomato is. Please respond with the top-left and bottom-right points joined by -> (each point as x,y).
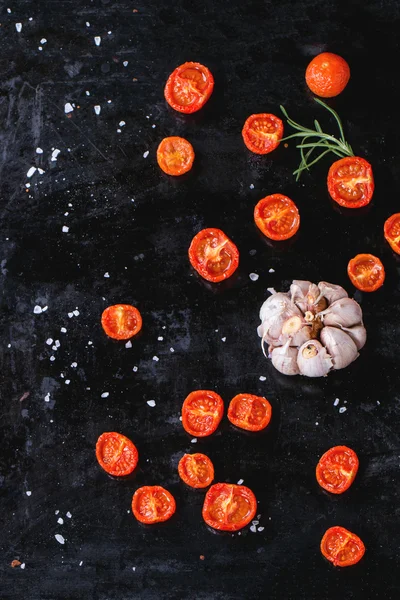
306,53 -> 350,98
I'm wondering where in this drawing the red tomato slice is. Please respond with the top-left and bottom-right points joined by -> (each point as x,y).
242,113 -> 283,155
101,304 -> 142,340
96,432 -> 138,476
384,213 -> 400,254
316,446 -> 359,494
347,253 -> 385,292
188,228 -> 239,283
178,453 -> 214,488
321,526 -> 365,567
132,486 -> 176,524
157,136 -> 195,176
228,394 -> 272,432
164,62 -> 214,114
202,483 -> 257,531
327,157 -> 374,208
182,390 -> 224,437
254,194 -> 300,241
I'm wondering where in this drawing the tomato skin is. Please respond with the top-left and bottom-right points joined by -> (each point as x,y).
306,53 -> 350,98
202,483 -> 257,532
347,253 -> 385,292
254,194 -> 300,241
132,486 -> 176,524
242,113 -> 283,155
228,394 -> 272,432
178,453 -> 214,488
327,157 -> 374,209
384,213 -> 400,254
182,390 -> 224,437
157,136 -> 195,176
101,304 -> 142,340
321,526 -> 365,567
188,228 -> 239,283
164,62 -> 214,114
316,446 -> 359,494
96,432 -> 139,476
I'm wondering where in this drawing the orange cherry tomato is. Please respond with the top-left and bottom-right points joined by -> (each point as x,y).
96,432 -> 138,476
305,52 -> 350,98
157,136 -> 195,176
182,390 -> 224,437
228,394 -> 272,432
242,113 -> 283,155
101,304 -> 142,340
164,62 -> 214,114
321,526 -> 365,567
384,213 -> 400,254
188,228 -> 239,283
316,446 -> 359,494
254,194 -> 300,241
347,253 -> 385,292
327,157 -> 374,209
202,483 -> 257,532
132,486 -> 176,524
178,453 -> 214,488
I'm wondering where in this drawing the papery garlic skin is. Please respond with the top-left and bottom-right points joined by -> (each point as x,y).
320,326 -> 359,370
297,340 -> 333,377
258,293 -> 302,346
271,340 -> 300,376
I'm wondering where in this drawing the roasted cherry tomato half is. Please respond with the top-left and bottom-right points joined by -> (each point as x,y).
101,304 -> 142,340
164,62 -> 214,114
132,486 -> 176,524
178,453 -> 214,488
327,157 -> 374,209
189,228 -> 239,283
316,446 -> 359,494
384,213 -> 400,255
347,253 -> 385,292
157,136 -> 195,176
321,526 -> 365,567
254,194 -> 300,241
306,52 -> 350,98
228,394 -> 272,432
202,483 -> 257,532
96,432 -> 139,476
182,390 -> 224,437
242,113 -> 283,155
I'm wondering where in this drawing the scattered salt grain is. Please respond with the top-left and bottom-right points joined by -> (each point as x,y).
191,438 -> 197,444
85,91 -> 90,96
62,226 -> 69,233
333,398 -> 340,407
66,512 -> 72,519
64,103 -> 74,114
119,121 -> 126,127
170,347 -> 174,352
86,22 -> 90,27
26,491 -> 31,496
250,525 -> 257,533
101,392 -> 109,398
147,400 -> 156,407
33,305 -> 43,314
20,563 -> 26,569
55,340 -> 60,348
249,273 -> 259,281
249,184 -> 255,189
339,407 -> 347,414
79,560 -> 83,566
68,312 -> 74,318
88,341 -> 92,345
15,23 -> 22,32
46,338 -> 53,345
94,36 -> 101,46
51,149 -> 61,161
60,327 -> 67,333
50,356 -> 55,362
73,310 -> 79,316
55,534 -> 65,545
7,8 -> 11,13
104,272 -> 110,278
133,366 -> 138,372
315,422 -> 319,426
94,105 -> 101,115
36,147 -> 43,154
153,356 -> 159,362
55,510 -> 59,515
57,517 -> 64,525
52,345 -> 57,351
38,46 -> 43,51
237,479 -> 244,485
258,526 -> 264,532
143,150 -> 149,158
65,380 -> 70,385
44,393 -> 50,402
259,376 -> 266,382
40,38 -> 47,44
158,336 -> 163,341
27,167 -> 37,178
38,168 -> 45,175
42,306 -> 48,312
125,341 -> 132,348
123,61 -> 128,67
268,268 -> 275,273
377,400 -> 381,405
221,337 -> 226,342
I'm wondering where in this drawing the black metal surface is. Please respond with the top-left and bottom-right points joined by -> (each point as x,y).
1,1 -> 399,598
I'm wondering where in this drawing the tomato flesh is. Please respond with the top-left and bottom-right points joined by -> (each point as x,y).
189,228 -> 239,283
327,157 -> 374,208
132,486 -> 176,524
96,432 -> 138,476
254,194 -> 300,241
242,113 -> 283,155
305,53 -> 350,98
321,526 -> 365,567
202,483 -> 257,531
178,453 -> 214,488
101,304 -> 142,340
157,136 -> 195,176
316,446 -> 359,494
347,253 -> 385,292
182,390 -> 224,437
228,394 -> 272,432
384,213 -> 400,254
164,62 -> 214,114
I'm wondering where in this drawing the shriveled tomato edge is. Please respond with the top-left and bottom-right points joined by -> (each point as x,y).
320,526 -> 365,567
384,213 -> 400,255
242,114 -> 284,155
188,228 -> 240,283
316,446 -> 359,494
347,253 -> 385,292
101,304 -> 143,340
156,136 -> 195,176
131,486 -> 176,524
178,453 -> 214,488
96,432 -> 139,476
227,394 -> 272,432
202,483 -> 257,531
164,62 -> 215,114
181,390 -> 224,437
254,194 -> 300,241
327,157 -> 374,209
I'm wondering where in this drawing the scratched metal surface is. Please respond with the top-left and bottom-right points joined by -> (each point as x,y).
0,1 -> 400,599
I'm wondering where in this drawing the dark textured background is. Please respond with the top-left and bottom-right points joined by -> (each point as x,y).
1,1 -> 400,598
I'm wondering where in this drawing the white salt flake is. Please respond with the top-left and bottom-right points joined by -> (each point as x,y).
46,338 -> 53,345
50,356 -> 55,362
55,534 -> 65,545
40,38 -> 47,44
259,376 -> 266,381
170,347 -> 174,352
55,340 -> 60,348
68,312 -> 74,318
73,310 -> 79,316
125,341 -> 132,349
153,356 -> 159,362
38,47 -> 43,51
191,438 -> 197,444
60,327 -> 67,333
70,362 -> 77,368
66,512 -> 72,518
123,61 -> 128,67
52,345 -> 57,351
94,105 -> 101,115
268,268 -> 275,273
104,272 -> 110,278
147,400 -> 156,407
7,8 -> 12,13
86,22 -> 90,27
333,398 -> 340,406
152,124 -> 156,128
55,510 -> 59,515
377,400 -> 381,405
20,563 -> 26,569
42,306 -> 48,312
51,149 -> 61,161
339,407 -> 347,414
119,121 -> 126,127
36,147 -> 43,154
16,23 -> 22,32
64,103 -> 74,114
258,526 -> 265,532
250,525 -> 257,533
62,226 -> 69,233
38,168 -> 45,175
27,167 -> 37,178
157,336 -> 163,341
101,392 -> 109,398
26,491 -> 32,496
237,479 -> 244,485
94,36 -> 101,46
44,393 -> 50,402
249,273 -> 259,281
65,380 -> 70,385
143,151 -> 149,158
132,566 -> 136,571
57,517 -> 64,524
85,91 -> 90,96
133,366 -> 138,372
33,305 -> 43,314
249,184 -> 255,189
221,337 -> 226,342
315,422 -> 319,426
88,341 -> 92,345
79,560 -> 83,566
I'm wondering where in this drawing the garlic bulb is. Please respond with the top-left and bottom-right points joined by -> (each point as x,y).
271,340 -> 300,376
297,340 -> 333,377
320,326 -> 359,370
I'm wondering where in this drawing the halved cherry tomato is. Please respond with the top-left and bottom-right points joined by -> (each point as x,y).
305,52 -> 350,98
384,213 -> 400,255
164,62 -> 214,114
242,113 -> 283,155
202,483 -> 257,531
188,228 -> 239,283
132,486 -> 176,524
228,394 -> 272,432
347,253 -> 385,292
182,390 -> 224,437
327,157 -> 374,209
101,304 -> 142,340
178,453 -> 214,488
321,526 -> 365,567
96,432 -> 138,476
254,194 -> 300,241
316,446 -> 359,494
157,136 -> 195,176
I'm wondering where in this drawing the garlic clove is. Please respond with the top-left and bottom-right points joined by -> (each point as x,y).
271,340 -> 300,376
258,293 -> 302,345
290,280 -> 326,313
318,281 -> 348,305
320,326 -> 359,370
297,340 -> 333,377
318,297 -> 362,328
339,324 -> 367,350
259,292 -> 292,323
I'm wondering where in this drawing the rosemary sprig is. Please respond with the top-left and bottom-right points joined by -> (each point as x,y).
280,98 -> 354,180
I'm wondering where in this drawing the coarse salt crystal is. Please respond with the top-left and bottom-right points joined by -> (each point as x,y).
94,105 -> 101,115
36,147 -> 43,154
377,400 -> 381,405
133,366 -> 138,372
7,8 -> 11,13
42,306 -> 48,312
249,273 -> 259,281
55,340 -> 60,348
158,336 -> 163,341
52,345 -> 57,351
16,23 -> 22,32
85,91 -> 90,96
79,560 -> 83,566
55,510 -> 59,515
125,341 -> 132,348
27,167 -> 37,178
123,61 -> 128,67
66,512 -> 72,518
57,517 -> 64,524
86,22 -> 90,27
258,526 -> 264,532
44,393 -> 50,402
268,268 -> 275,273
33,305 -> 43,314
73,310 -> 79,316
237,479 -> 244,485
101,392 -> 109,398
50,356 -> 55,361
64,103 -> 74,114
94,36 -> 101,46
143,151 -> 149,158
68,312 -> 74,318
170,347 -> 174,352
60,327 -> 67,333
62,226 -> 69,233
51,149 -> 61,161
249,184 -> 254,189
153,356 -> 159,362
119,121 -> 126,127
104,272 -> 110,278
250,525 -> 257,533
38,168 -> 45,175
191,438 -> 197,444
259,376 -> 266,382
40,38 -> 47,44
221,337 -> 226,342
339,407 -> 347,414
26,491 -> 31,496
46,338 -> 53,345
147,400 -> 156,407
65,380 -> 70,385
333,398 -> 340,406
55,534 -> 65,545
20,563 -> 26,569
